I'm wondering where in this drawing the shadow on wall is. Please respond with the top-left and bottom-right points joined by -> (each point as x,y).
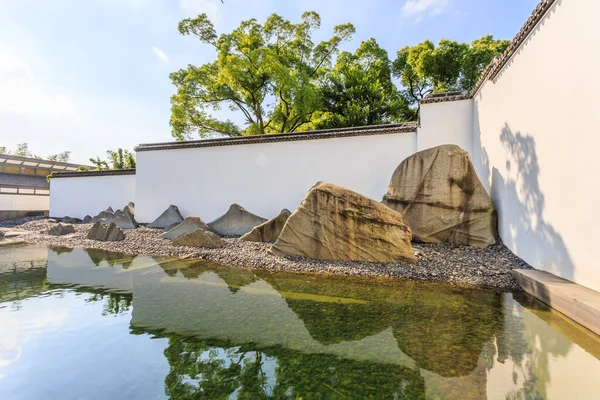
488,123 -> 573,281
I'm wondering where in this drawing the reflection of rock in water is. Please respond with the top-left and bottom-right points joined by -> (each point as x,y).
85,248 -> 137,268
393,291 -> 504,377
157,259 -> 258,293
48,246 -> 73,255
258,270 -> 504,378
159,333 -> 426,399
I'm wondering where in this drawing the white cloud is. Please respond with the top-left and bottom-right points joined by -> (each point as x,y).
402,0 -> 449,19
152,45 -> 170,64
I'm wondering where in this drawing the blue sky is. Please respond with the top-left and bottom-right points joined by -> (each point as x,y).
0,0 -> 539,164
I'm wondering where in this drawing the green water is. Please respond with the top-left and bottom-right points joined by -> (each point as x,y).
1,244 -> 599,399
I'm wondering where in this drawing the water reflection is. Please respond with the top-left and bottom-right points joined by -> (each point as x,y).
0,244 -> 599,399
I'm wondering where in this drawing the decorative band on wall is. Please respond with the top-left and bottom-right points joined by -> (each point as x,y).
135,123 -> 418,152
50,169 -> 136,179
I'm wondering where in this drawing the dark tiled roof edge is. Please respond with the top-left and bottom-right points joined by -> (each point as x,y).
419,0 -> 557,105
50,169 -> 136,179
135,122 -> 418,152
470,0 -> 557,97
420,92 -> 471,104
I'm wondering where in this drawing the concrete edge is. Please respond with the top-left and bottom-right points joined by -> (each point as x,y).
512,269 -> 600,336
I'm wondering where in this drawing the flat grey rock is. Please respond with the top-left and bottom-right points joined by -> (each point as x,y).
147,205 -> 184,229
208,204 -> 267,237
172,228 -> 224,248
86,222 -> 125,241
48,223 -> 75,236
161,216 -> 210,240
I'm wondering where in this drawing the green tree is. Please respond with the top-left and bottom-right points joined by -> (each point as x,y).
392,35 -> 509,118
170,12 -> 355,139
318,38 -> 414,129
87,149 -> 135,170
106,149 -> 136,169
47,151 -> 71,163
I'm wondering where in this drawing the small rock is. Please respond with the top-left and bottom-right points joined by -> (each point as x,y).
172,228 -> 224,248
82,215 -> 92,224
147,205 -> 184,229
208,204 -> 267,237
162,216 -> 210,240
47,223 -> 75,236
86,222 -> 125,241
240,209 -> 291,243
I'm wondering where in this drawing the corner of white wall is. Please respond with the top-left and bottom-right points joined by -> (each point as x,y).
417,99 -> 474,154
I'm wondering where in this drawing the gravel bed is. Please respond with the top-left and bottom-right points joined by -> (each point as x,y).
4,217 -> 531,291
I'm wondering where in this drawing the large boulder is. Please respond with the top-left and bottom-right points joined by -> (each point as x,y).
147,205 -> 184,229
208,204 -> 267,237
271,182 -> 416,262
161,216 -> 210,240
61,216 -> 80,224
82,215 -> 92,224
172,228 -> 224,248
240,209 -> 291,243
382,145 -> 497,247
90,211 -> 112,223
86,222 -> 125,242
106,207 -> 139,229
47,223 -> 75,236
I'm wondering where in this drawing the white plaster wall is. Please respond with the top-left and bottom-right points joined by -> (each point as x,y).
418,99 -> 473,153
135,132 -> 417,223
0,194 -> 49,211
471,0 -> 600,292
49,175 -> 136,219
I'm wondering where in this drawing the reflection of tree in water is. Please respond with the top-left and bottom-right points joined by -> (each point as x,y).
82,290 -> 133,316
499,293 -> 573,399
160,333 -> 425,399
84,248 -> 137,268
0,262 -> 48,304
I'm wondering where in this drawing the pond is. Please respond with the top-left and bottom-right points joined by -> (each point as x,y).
1,244 -> 599,399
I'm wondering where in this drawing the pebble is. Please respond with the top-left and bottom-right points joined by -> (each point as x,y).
2,216 -> 532,291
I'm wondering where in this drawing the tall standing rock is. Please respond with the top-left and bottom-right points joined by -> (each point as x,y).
147,205 -> 184,229
208,204 -> 267,237
382,144 -> 497,247
271,182 -> 416,262
240,209 -> 292,243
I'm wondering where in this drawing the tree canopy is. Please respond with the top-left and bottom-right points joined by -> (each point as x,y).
170,12 -> 355,139
392,35 -> 510,113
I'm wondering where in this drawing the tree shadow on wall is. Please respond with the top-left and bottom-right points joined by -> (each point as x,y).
490,124 -> 573,280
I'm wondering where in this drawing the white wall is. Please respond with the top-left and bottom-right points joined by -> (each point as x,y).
418,99 -> 473,153
0,194 -> 49,211
50,175 -> 136,219
136,132 -> 417,223
471,0 -> 600,292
